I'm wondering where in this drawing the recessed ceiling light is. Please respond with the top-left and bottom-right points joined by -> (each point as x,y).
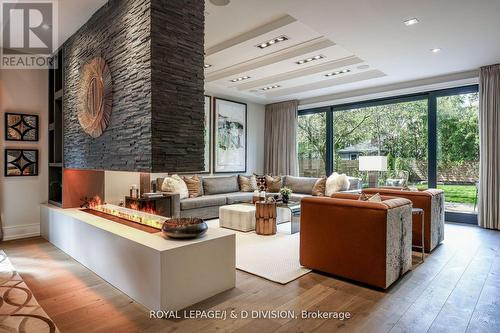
261,85 -> 281,91
257,35 -> 289,49
430,48 -> 441,53
325,69 -> 351,77
204,64 -> 212,68
230,75 -> 251,82
404,18 -> 419,26
296,55 -> 325,65
357,64 -> 370,70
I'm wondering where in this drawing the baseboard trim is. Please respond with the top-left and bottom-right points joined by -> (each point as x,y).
2,223 -> 41,241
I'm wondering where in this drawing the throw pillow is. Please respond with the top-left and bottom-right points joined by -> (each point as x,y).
182,175 -> 202,198
255,174 -> 267,191
161,174 -> 189,199
358,192 -> 369,201
368,193 -> 382,202
325,173 -> 351,196
239,175 -> 257,192
312,177 -> 327,196
265,175 -> 282,192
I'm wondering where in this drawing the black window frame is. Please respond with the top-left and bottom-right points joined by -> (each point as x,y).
298,84 -> 479,224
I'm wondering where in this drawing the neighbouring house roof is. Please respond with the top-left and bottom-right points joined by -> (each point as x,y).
338,142 -> 380,154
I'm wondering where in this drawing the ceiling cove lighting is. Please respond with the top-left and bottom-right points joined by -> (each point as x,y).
261,85 -> 281,91
404,18 -> 419,26
257,35 -> 289,49
430,48 -> 441,53
230,76 -> 251,82
296,55 -> 324,65
204,64 -> 212,68
325,69 -> 351,77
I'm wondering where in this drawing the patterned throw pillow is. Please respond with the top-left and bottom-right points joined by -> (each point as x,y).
312,177 -> 327,196
358,192 -> 369,201
183,175 -> 202,198
161,175 -> 189,199
239,175 -> 257,192
255,174 -> 267,191
265,175 -> 282,193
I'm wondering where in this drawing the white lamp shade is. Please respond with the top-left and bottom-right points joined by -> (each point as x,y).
359,156 -> 388,171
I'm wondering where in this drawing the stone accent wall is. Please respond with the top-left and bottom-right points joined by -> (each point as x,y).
64,0 -> 152,172
150,0 -> 205,173
63,0 -> 204,173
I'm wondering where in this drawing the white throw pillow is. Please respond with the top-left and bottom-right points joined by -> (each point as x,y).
161,174 -> 189,199
325,172 -> 351,196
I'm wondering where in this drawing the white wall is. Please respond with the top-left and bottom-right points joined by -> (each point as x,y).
246,101 -> 266,175
104,171 -> 141,205
104,98 -> 266,204
0,69 -> 48,240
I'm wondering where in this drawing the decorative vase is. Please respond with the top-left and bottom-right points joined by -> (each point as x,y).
282,195 -> 289,204
161,218 -> 208,239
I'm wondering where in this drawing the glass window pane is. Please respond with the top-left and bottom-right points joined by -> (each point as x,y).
437,92 -> 479,214
333,100 -> 428,188
298,112 -> 327,177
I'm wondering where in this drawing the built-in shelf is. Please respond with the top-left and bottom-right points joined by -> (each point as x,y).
48,200 -> 63,208
49,48 -> 64,206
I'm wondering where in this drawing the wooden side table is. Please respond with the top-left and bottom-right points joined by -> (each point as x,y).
412,208 -> 425,262
255,202 -> 277,235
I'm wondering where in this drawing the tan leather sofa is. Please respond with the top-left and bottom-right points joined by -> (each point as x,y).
363,188 -> 445,252
300,193 -> 413,289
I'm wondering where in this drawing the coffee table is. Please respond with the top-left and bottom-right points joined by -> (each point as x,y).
277,201 -> 301,234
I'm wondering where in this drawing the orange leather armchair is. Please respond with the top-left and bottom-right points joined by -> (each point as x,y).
363,188 -> 445,252
300,193 -> 413,289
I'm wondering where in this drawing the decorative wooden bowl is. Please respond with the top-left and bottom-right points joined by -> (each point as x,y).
162,218 -> 207,239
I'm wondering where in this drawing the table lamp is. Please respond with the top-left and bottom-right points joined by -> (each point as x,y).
359,156 -> 388,188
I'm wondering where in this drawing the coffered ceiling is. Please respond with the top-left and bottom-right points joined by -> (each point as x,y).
54,0 -> 500,105
205,0 -> 500,104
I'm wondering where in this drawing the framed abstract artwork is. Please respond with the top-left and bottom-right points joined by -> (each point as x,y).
4,149 -> 39,177
213,98 -> 247,173
203,95 -> 212,173
5,113 -> 39,141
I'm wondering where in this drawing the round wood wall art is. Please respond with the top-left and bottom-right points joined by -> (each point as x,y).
77,57 -> 112,138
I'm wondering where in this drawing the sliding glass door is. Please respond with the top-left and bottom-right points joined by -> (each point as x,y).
436,89 -> 479,223
333,99 -> 428,188
298,85 -> 479,224
298,110 -> 327,177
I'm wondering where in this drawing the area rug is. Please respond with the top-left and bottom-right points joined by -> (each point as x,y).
0,251 -> 59,333
207,220 -> 311,284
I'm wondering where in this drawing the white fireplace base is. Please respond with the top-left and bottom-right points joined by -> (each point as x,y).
40,204 -> 235,311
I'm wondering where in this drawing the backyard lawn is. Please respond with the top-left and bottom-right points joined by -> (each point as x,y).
416,184 -> 477,204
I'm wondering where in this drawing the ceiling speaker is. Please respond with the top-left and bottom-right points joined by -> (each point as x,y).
209,0 -> 230,6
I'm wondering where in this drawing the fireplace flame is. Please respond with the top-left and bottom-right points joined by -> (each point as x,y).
85,196 -> 165,229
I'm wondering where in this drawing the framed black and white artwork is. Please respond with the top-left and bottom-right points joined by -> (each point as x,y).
213,98 -> 247,173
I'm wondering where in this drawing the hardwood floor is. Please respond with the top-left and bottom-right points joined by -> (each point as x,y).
1,223 -> 499,333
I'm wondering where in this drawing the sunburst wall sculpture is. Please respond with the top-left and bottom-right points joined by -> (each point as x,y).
77,57 -> 112,138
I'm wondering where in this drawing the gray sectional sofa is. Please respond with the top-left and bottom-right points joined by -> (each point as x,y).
156,175 -> 362,220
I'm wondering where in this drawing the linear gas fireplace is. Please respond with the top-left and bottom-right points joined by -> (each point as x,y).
82,197 -> 168,233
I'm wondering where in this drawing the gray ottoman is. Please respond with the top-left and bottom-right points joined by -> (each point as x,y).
219,204 -> 256,232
